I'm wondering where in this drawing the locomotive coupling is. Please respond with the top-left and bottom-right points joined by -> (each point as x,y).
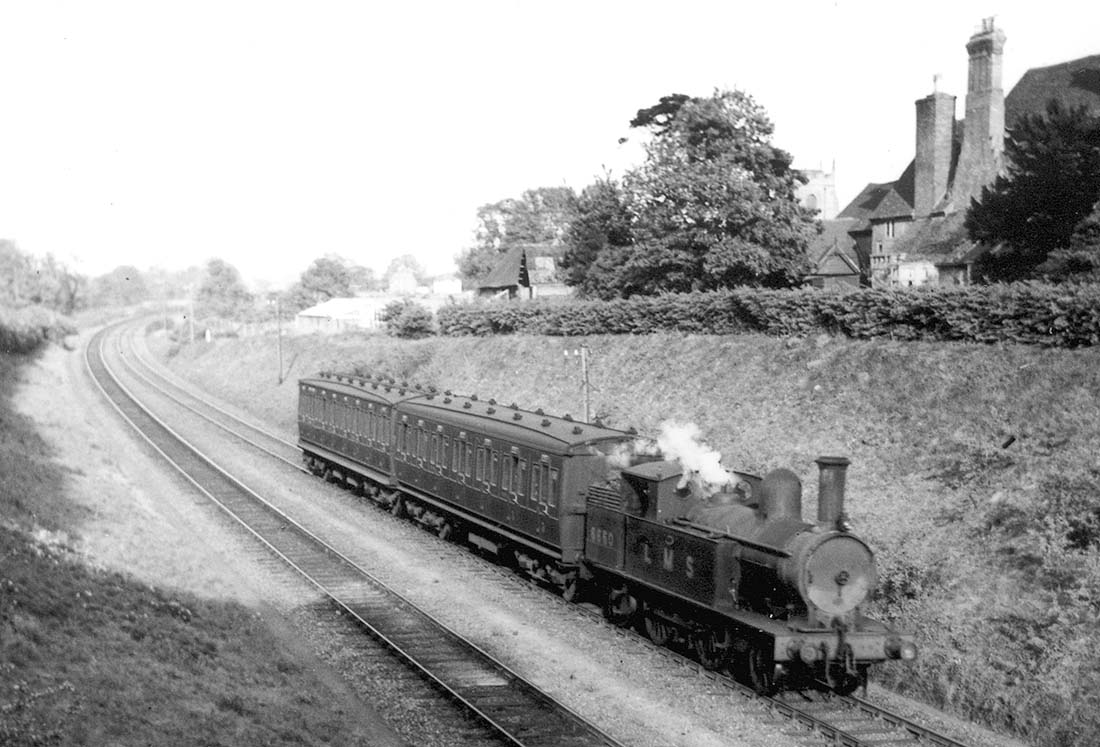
815,456 -> 850,531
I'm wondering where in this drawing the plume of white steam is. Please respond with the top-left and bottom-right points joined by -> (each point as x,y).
656,421 -> 733,496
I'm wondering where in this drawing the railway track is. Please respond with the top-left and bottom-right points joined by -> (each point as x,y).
87,321 -> 624,747
115,320 -> 978,747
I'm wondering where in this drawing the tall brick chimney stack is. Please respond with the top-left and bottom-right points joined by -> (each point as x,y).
914,84 -> 956,216
953,17 -> 1007,207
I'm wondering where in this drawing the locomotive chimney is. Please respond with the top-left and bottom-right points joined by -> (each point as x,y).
815,456 -> 850,530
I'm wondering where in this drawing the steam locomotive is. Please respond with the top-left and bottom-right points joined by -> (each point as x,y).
298,371 -> 917,694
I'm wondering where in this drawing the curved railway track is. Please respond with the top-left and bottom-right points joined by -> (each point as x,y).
112,320 -> 979,747
87,321 -> 624,747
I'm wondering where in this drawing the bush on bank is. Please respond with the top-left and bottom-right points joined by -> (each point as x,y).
437,284 -> 1100,347
0,305 -> 76,354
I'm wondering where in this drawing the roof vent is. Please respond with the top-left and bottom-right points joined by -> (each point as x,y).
488,398 -> 497,405
415,384 -> 422,391
463,402 -> 472,409
513,413 -> 522,421
594,418 -> 604,428
487,407 -> 496,414
398,389 -> 406,395
443,397 -> 452,404
444,389 -> 452,396
564,414 -> 573,421
572,426 -> 583,435
471,394 -> 479,401
372,383 -> 378,389
535,408 -> 545,415
627,426 -> 638,435
510,402 -> 518,409
541,418 -> 551,427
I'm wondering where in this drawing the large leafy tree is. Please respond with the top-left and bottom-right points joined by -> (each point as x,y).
457,186 -> 577,284
968,101 -> 1100,282
88,265 -> 148,307
565,90 -> 817,297
195,258 -> 252,318
559,178 -> 634,298
283,255 -> 373,312
0,240 -> 86,313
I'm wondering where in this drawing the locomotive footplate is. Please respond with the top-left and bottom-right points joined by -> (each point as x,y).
762,616 -> 917,663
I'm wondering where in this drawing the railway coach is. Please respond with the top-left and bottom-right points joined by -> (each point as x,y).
298,371 -> 644,598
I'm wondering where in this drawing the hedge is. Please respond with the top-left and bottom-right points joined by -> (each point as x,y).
437,284 -> 1100,347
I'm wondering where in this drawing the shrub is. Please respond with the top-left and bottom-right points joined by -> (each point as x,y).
380,299 -> 435,339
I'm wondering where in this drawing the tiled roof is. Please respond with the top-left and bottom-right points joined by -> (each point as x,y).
1006,54 -> 1100,125
891,211 -> 979,262
807,218 -> 864,277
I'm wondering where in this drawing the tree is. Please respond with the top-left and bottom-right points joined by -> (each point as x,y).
1036,198 -> 1100,280
564,90 -> 817,298
88,265 -> 148,307
968,100 -> 1100,282
382,254 -> 429,292
559,178 -> 634,298
0,240 -> 86,313
457,186 -> 577,284
195,258 -> 252,318
284,255 -> 362,312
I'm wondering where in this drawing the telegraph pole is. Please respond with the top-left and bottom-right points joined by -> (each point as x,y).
564,345 -> 591,423
276,295 -> 284,385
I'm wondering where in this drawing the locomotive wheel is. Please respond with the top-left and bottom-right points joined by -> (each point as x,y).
693,628 -> 731,670
746,647 -> 778,696
643,608 -> 672,646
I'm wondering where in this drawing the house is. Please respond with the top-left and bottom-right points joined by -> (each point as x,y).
837,18 -> 1100,287
804,218 -> 866,288
477,245 -> 573,300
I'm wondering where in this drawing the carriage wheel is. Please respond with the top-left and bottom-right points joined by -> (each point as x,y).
389,494 -> 404,517
437,521 -> 452,541
561,576 -> 579,603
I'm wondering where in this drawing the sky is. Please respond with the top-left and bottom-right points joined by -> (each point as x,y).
1,1 -> 1098,289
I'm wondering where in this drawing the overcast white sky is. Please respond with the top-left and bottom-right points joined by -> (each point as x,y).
1,1 -> 1097,288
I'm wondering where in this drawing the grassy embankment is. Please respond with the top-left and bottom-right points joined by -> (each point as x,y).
163,326 -> 1100,747
0,324 -> 398,745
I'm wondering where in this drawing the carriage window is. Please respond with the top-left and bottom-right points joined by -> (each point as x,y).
504,456 -> 515,498
465,443 -> 473,477
532,464 -> 542,507
540,463 -> 552,514
453,440 -> 463,473
519,460 -> 529,504
476,447 -> 486,481
491,452 -> 499,487
431,435 -> 439,466
419,429 -> 428,461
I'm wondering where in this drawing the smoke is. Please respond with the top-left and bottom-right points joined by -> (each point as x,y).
656,421 -> 733,496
